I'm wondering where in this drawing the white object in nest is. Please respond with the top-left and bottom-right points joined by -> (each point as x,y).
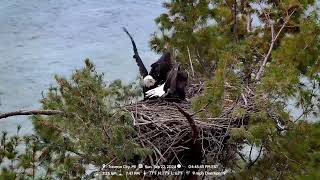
145,83 -> 165,98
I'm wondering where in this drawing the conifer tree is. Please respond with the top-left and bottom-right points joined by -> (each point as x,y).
0,0 -> 319,178
152,0 -> 320,177
0,60 -> 150,179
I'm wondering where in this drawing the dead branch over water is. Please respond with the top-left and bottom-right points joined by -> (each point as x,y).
0,110 -> 65,120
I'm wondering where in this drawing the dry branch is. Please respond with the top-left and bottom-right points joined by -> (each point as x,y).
174,103 -> 199,141
187,46 -> 195,77
0,110 -> 65,120
255,10 -> 295,80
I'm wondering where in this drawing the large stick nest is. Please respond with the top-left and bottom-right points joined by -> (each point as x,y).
124,79 -> 252,167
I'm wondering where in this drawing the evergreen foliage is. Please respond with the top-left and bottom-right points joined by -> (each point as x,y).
231,121 -> 320,179
0,0 -> 320,178
0,59 -> 150,179
152,0 -> 320,178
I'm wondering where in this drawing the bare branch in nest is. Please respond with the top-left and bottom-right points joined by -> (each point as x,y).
174,103 -> 199,142
0,110 -> 65,120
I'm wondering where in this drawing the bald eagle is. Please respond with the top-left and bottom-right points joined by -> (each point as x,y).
145,64 -> 188,101
123,27 -> 173,98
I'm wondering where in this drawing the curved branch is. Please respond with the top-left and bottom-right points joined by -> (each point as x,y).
0,110 -> 65,120
247,145 -> 263,169
174,103 -> 199,142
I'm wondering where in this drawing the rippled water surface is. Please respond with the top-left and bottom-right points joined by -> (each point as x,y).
0,0 -> 164,134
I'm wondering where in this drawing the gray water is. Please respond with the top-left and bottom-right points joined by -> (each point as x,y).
0,0 -> 164,135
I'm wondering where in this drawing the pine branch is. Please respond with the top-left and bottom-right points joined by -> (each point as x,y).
0,110 -> 65,119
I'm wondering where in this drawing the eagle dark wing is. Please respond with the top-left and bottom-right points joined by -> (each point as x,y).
122,27 -> 148,78
149,52 -> 173,85
151,52 -> 171,68
164,64 -> 179,94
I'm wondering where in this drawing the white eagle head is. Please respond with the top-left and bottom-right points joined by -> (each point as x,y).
143,75 -> 156,88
